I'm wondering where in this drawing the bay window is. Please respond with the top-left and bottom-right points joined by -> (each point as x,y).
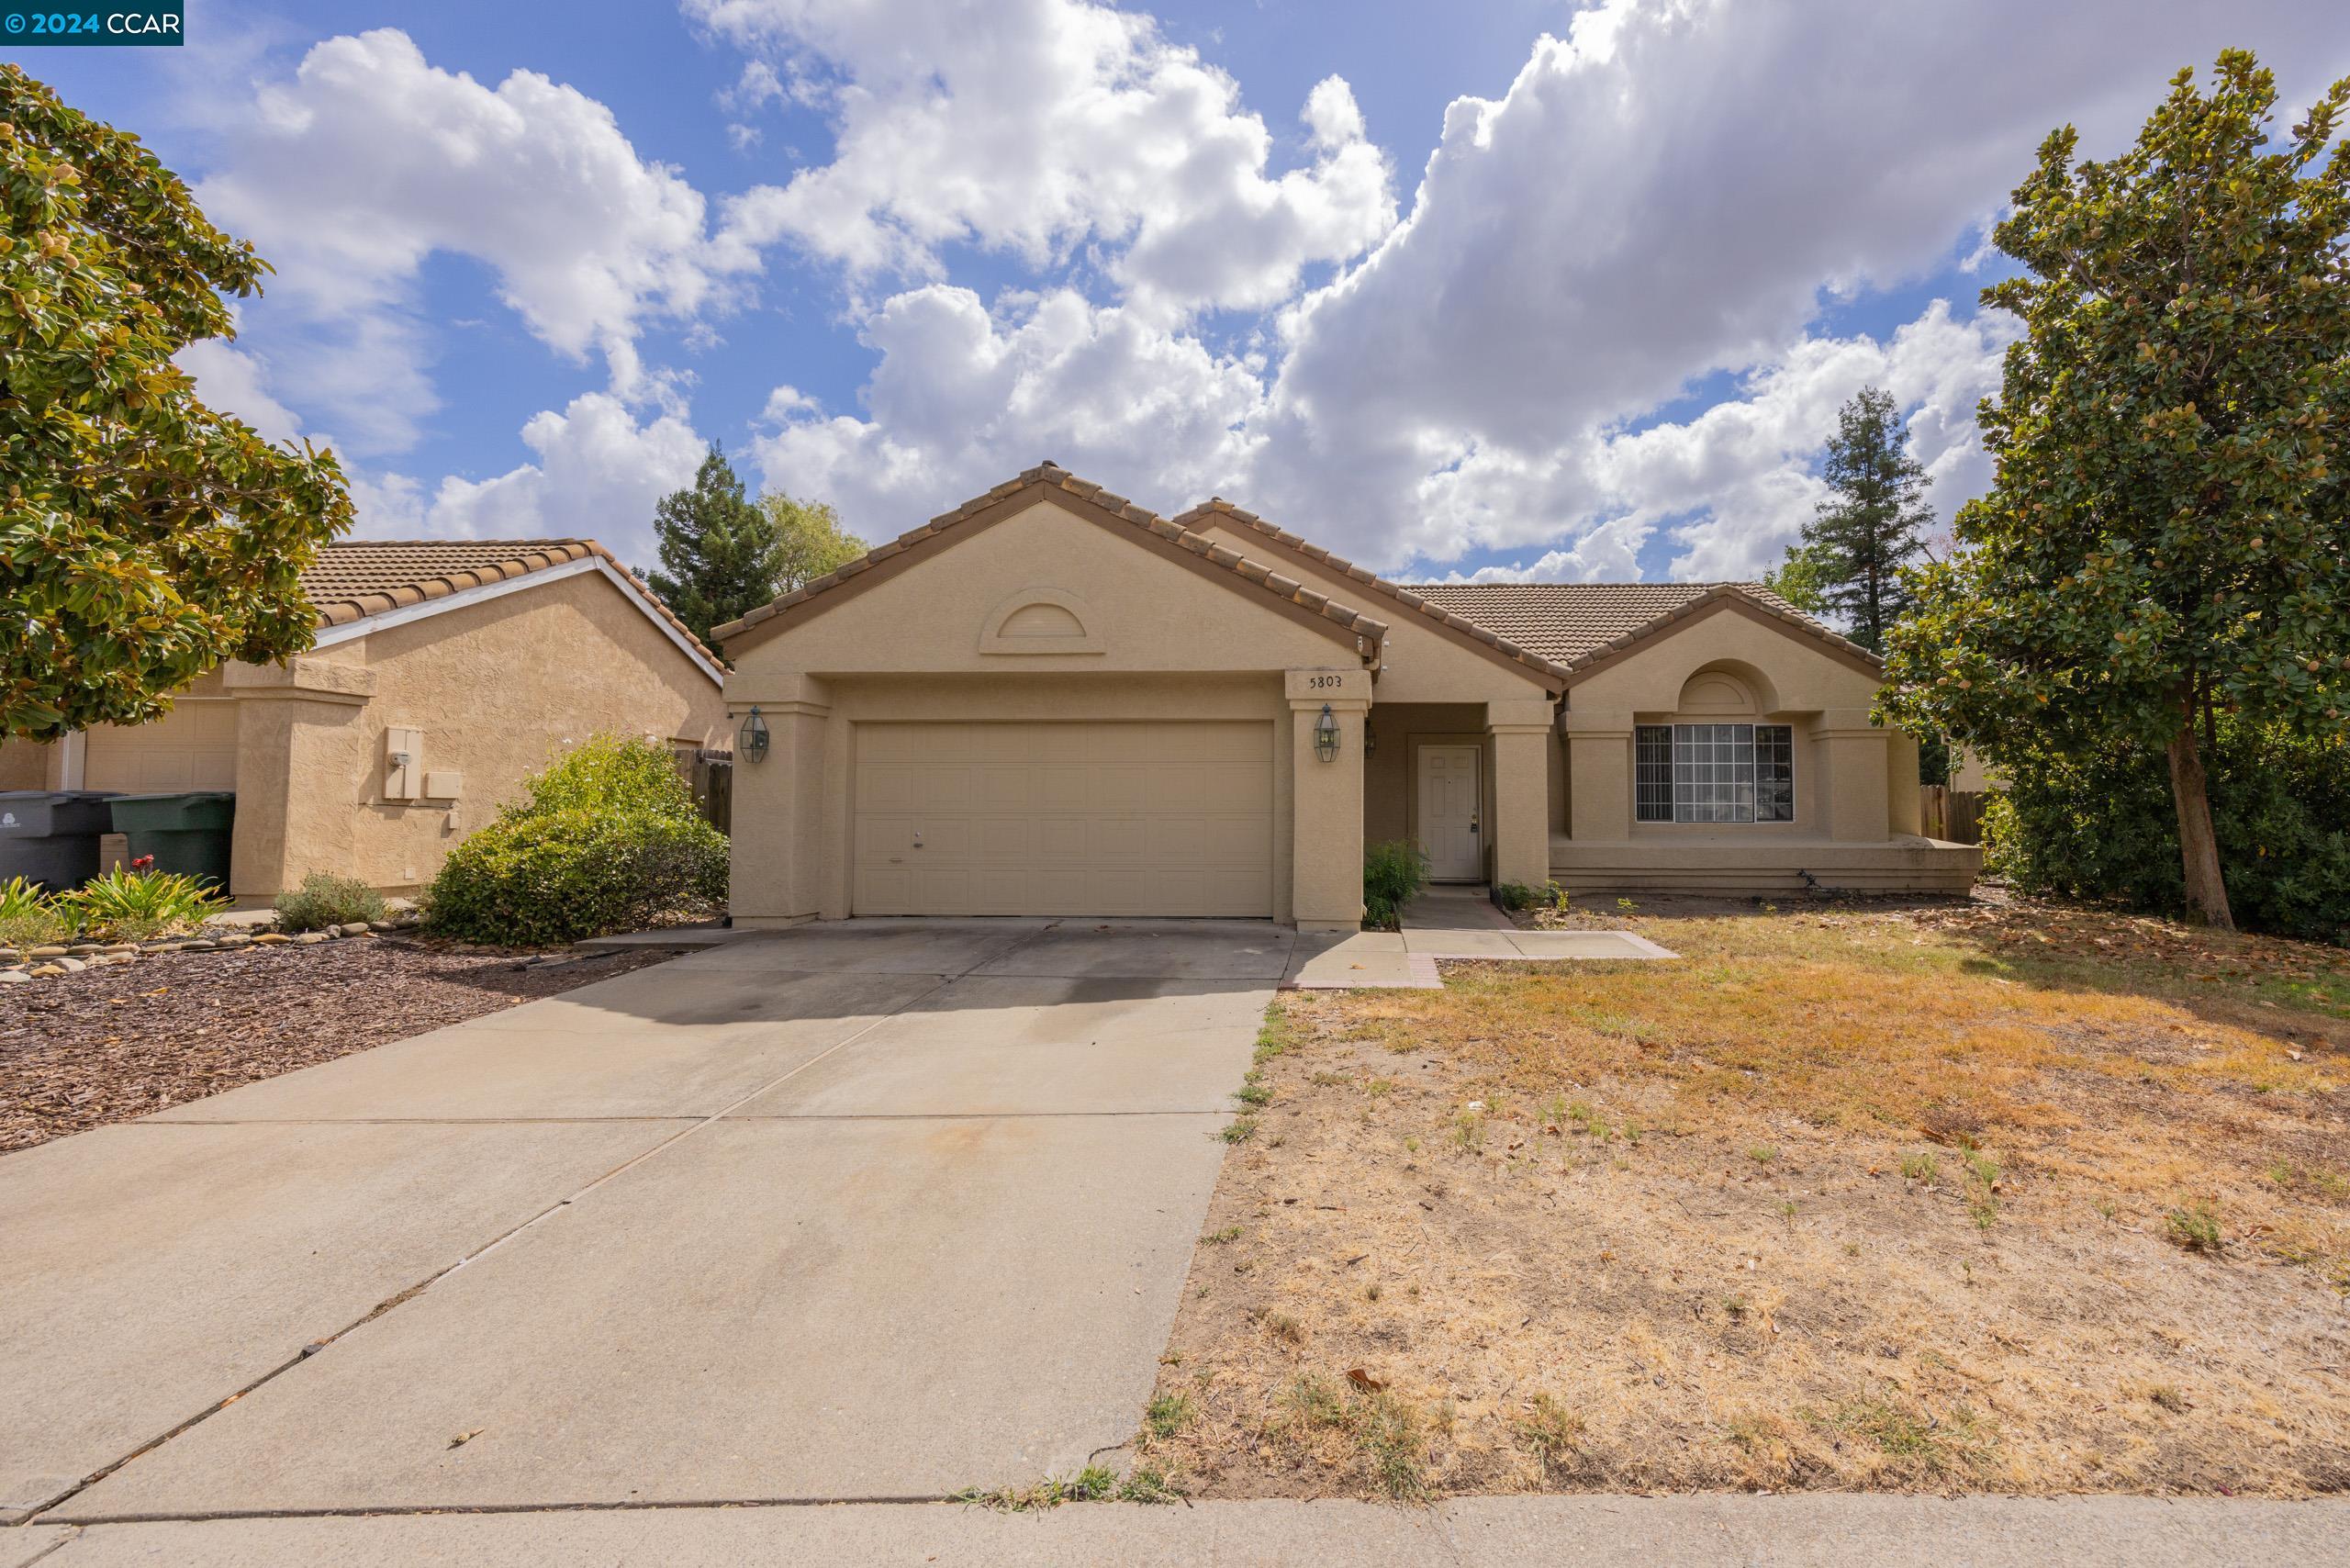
1635,723 -> 1795,823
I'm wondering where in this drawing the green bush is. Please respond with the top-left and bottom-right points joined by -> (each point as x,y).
1496,879 -> 1569,913
423,734 -> 727,946
1362,839 -> 1430,932
53,867 -> 229,939
274,872 -> 387,932
1982,722 -> 2350,946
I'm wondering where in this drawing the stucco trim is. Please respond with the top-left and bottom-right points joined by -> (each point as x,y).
1170,498 -> 1570,695
1556,588 -> 1885,687
712,464 -> 1391,663
311,558 -> 727,687
978,586 -> 1106,655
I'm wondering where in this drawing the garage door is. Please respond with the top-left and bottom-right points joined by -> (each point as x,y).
854,721 -> 1274,916
84,700 -> 238,791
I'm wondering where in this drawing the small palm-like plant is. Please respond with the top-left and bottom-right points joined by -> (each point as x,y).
54,865 -> 229,938
0,875 -> 71,946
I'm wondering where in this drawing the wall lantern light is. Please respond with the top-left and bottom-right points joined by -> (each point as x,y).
1313,702 -> 1341,763
738,705 -> 771,763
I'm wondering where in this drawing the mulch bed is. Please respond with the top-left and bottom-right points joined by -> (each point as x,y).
0,936 -> 682,1152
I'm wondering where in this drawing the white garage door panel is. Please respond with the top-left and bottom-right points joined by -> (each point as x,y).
854,721 -> 1274,916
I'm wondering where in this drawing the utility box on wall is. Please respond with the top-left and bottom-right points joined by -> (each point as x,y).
383,727 -> 423,801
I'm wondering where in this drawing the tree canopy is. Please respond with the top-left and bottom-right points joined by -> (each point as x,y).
1882,51 -> 2350,928
644,446 -> 866,646
1,65 -> 352,742
1796,386 -> 1935,653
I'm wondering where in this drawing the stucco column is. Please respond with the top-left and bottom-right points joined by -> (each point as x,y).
725,671 -> 832,927
1811,709 -> 1892,844
1485,699 -> 1553,889
221,657 -> 376,903
1287,668 -> 1368,933
1561,709 -> 1634,843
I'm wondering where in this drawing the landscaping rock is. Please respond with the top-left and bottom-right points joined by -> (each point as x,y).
338,922 -> 373,936
215,934 -> 252,947
0,969 -> 28,984
182,938 -> 218,951
367,920 -> 397,933
52,958 -> 86,973
28,946 -> 68,958
291,932 -> 329,946
102,945 -> 140,956
29,965 -> 62,978
253,933 -> 292,945
67,944 -> 104,956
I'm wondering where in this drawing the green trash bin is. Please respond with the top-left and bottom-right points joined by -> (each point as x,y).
107,791 -> 236,890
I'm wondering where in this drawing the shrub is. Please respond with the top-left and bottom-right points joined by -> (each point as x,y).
1496,879 -> 1569,913
274,872 -> 387,933
53,867 -> 228,938
1362,839 -> 1429,931
424,734 -> 727,946
1982,722 -> 2350,946
0,875 -> 70,946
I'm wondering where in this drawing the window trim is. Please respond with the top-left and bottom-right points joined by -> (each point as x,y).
1634,722 -> 1796,824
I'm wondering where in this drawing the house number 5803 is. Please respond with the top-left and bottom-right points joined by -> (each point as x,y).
1308,675 -> 1345,689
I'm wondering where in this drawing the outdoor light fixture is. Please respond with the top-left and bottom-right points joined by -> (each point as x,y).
1313,702 -> 1340,763
738,705 -> 771,763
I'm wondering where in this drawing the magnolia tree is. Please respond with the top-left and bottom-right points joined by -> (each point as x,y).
1,66 -> 352,742
1883,52 -> 2350,929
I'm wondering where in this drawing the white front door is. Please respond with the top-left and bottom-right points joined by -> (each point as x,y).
1416,744 -> 1482,880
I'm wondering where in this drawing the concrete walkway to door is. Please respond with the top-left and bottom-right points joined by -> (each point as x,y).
1,919 -> 1286,1523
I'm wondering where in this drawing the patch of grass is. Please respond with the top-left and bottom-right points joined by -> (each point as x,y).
1117,1464 -> 1182,1504
1220,1116 -> 1259,1144
953,1463 -> 1120,1511
1513,1392 -> 1586,1476
1145,1392 -> 1194,1439
1747,1145 -> 1778,1165
1900,1150 -> 1941,1183
1203,1226 -> 1243,1245
1452,1108 -> 1486,1152
2144,1384 -> 2190,1414
1818,1397 -> 1996,1477
1235,1080 -> 1273,1108
1259,1310 -> 1304,1345
2165,1203 -> 2223,1253
1365,1078 -> 1396,1098
1278,1373 -> 1432,1499
1959,1148 -> 2002,1230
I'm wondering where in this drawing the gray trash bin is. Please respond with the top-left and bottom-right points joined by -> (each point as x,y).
0,791 -> 123,890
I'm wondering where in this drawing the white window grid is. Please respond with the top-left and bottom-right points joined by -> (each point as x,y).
1635,722 -> 1795,823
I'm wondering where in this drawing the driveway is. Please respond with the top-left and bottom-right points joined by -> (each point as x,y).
0,919 -> 1288,1522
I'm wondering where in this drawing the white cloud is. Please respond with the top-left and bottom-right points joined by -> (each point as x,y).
175,338 -> 304,446
748,283 -> 1261,532
197,28 -> 726,454
1240,0 -> 2350,570
352,392 -> 708,565
695,0 -> 1394,316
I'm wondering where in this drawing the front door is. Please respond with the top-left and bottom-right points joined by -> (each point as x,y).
1416,744 -> 1482,880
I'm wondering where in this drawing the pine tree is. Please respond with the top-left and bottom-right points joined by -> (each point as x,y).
645,446 -> 785,646
1801,386 -> 1935,652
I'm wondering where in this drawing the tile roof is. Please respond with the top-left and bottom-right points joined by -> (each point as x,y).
302,540 -> 721,669
713,464 -> 1392,655
1171,499 -> 1573,687
1405,581 -> 1877,672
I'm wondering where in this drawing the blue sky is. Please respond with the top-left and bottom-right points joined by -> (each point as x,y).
19,0 -> 2346,581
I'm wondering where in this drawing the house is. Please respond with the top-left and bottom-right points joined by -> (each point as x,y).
0,541 -> 730,903
714,465 -> 1978,931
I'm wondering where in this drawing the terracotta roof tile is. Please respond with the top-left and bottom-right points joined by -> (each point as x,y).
301,540 -> 722,668
712,464 -> 1390,655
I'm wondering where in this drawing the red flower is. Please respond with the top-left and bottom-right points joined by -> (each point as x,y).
131,855 -> 155,871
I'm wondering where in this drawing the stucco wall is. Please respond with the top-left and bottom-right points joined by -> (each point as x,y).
1560,599 -> 1921,847
260,569 -> 726,896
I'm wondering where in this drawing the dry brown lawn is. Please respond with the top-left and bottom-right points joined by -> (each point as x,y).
1136,894 -> 2350,1502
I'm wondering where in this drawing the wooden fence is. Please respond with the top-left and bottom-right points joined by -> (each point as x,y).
688,749 -> 733,834
1920,785 -> 1985,845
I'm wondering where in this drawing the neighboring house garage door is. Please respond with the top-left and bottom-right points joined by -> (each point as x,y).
854,721 -> 1273,916
84,700 -> 238,791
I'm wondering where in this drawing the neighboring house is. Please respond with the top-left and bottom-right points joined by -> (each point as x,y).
715,464 -> 1978,931
0,541 -> 729,903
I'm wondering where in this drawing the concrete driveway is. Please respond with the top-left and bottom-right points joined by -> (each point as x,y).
0,919 -> 1289,1522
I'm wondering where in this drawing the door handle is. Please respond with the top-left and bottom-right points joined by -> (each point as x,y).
1469,821 -> 1479,834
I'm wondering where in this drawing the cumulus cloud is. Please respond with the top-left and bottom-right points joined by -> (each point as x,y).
352,392 -> 708,563
197,28 -> 725,453
748,283 -> 1261,532
175,337 -> 305,447
694,0 -> 1394,316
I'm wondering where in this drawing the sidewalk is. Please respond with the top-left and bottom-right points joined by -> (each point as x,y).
10,1494 -> 2342,1566
1283,885 -> 1675,989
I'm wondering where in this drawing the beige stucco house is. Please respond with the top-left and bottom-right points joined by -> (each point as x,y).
715,464 -> 1978,932
1,541 -> 729,903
